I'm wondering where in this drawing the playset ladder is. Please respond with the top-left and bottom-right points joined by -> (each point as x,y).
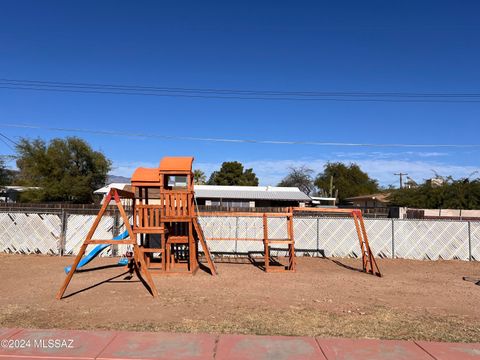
263,212 -> 296,272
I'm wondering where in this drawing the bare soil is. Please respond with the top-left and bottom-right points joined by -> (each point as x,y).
0,253 -> 479,342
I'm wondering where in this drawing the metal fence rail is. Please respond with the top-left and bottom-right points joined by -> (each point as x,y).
0,209 -> 478,261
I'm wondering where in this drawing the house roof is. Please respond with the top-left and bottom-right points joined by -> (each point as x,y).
344,193 -> 390,203
0,186 -> 41,193
194,185 -> 311,201
94,183 -> 311,202
93,183 -> 130,194
131,167 -> 159,183
159,157 -> 194,172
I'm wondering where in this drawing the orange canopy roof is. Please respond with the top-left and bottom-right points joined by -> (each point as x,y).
131,167 -> 160,183
159,157 -> 194,172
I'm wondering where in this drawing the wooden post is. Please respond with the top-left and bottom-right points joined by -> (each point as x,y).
357,212 -> 381,277
56,189 -> 159,300
287,211 -> 295,271
56,192 -> 112,299
352,212 -> 367,271
114,190 -> 158,296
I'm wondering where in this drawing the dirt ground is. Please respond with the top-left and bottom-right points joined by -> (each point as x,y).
0,253 -> 479,342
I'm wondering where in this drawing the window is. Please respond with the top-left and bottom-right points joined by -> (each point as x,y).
166,175 -> 187,188
204,200 -> 251,208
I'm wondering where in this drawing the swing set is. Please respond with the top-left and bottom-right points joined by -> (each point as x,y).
56,156 -> 380,300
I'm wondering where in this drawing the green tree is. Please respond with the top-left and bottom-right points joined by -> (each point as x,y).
278,166 -> 315,195
314,162 -> 379,203
193,169 -> 207,185
207,161 -> 259,186
389,177 -> 480,209
0,158 -> 9,187
16,137 -> 111,203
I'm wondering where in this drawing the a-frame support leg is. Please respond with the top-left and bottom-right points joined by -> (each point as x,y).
193,217 -> 217,275
357,212 -> 381,277
56,192 -> 112,300
56,243 -> 88,300
56,189 -> 158,300
352,211 -> 381,277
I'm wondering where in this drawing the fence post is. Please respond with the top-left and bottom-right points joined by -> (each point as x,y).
235,216 -> 239,254
468,221 -> 472,261
316,217 -> 320,257
59,209 -> 68,256
391,218 -> 395,259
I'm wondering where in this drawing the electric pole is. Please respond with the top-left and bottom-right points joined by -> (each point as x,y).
394,173 -> 408,189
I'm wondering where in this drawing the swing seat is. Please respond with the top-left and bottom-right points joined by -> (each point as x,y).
118,257 -> 129,266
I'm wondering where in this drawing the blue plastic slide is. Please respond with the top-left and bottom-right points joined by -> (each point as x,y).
64,230 -> 130,274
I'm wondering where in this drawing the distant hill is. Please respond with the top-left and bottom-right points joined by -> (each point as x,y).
107,174 -> 130,183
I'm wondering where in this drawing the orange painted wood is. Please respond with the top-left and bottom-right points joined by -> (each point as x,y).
87,240 -> 136,245
292,207 -> 356,214
205,238 -> 264,241
115,189 -> 135,198
193,217 -> 217,275
56,191 -> 113,299
199,212 -> 290,217
263,214 -> 269,272
56,188 -> 159,299
165,194 -> 170,217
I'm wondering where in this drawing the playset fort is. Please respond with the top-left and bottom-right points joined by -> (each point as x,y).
57,156 -> 380,299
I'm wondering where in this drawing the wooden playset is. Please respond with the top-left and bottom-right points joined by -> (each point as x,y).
57,156 -> 380,299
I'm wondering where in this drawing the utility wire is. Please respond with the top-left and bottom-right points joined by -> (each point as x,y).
1,123 -> 479,149
0,137 -> 14,151
0,132 -> 19,146
1,78 -> 480,102
3,78 -> 480,97
0,132 -> 19,151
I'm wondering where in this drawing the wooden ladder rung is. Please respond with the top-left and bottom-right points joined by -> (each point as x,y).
265,239 -> 294,244
133,228 -> 167,234
140,248 -> 165,253
87,239 -> 134,244
168,236 -> 189,243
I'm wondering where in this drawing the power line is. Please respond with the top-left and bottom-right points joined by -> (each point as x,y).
2,123 -> 480,149
0,137 -> 14,151
0,132 -> 18,151
0,132 -> 19,146
1,78 -> 480,102
4,78 -> 480,97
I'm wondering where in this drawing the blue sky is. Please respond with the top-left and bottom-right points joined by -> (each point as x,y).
1,1 -> 479,187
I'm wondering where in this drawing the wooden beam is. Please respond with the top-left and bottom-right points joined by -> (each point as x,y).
56,191 -> 113,299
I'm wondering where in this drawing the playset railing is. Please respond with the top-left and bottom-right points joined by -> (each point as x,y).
134,191 -> 194,229
160,191 -> 193,217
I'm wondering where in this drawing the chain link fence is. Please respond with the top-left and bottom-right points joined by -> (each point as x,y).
0,209 -> 478,261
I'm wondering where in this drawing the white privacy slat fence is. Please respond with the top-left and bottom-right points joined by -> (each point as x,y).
0,212 -> 61,255
64,214 -> 115,256
0,210 -> 478,261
